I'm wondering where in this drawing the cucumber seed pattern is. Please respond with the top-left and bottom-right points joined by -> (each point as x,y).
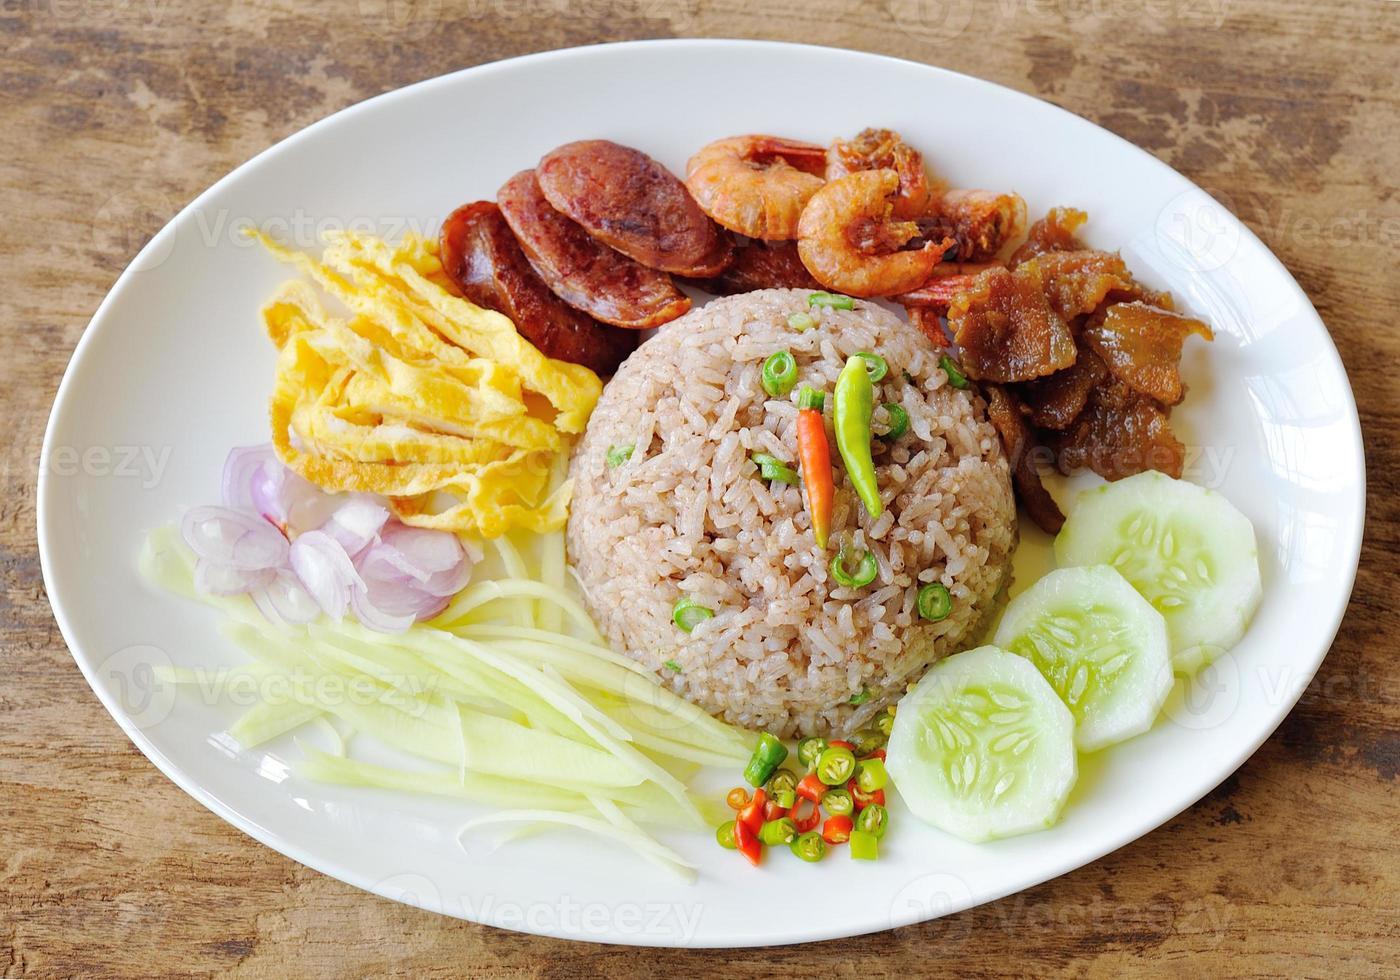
1005,608 -> 1135,720
1109,512 -> 1213,615
916,683 -> 1039,805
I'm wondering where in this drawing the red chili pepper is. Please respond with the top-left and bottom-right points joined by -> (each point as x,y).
790,796 -> 821,833
733,813 -> 762,866
822,814 -> 854,845
796,399 -> 833,549
864,748 -> 887,762
848,778 -> 885,811
796,772 -> 827,805
763,799 -> 788,822
828,739 -> 855,751
738,788 -> 767,832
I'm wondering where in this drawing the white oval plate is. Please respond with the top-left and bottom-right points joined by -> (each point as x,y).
39,40 -> 1364,947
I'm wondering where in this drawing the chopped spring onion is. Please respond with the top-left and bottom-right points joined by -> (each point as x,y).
917,582 -> 954,621
830,547 -> 878,589
761,350 -> 798,397
606,444 -> 634,468
744,732 -> 789,787
790,830 -> 827,862
787,311 -> 816,332
849,688 -> 871,706
853,351 -> 888,382
877,403 -> 909,440
662,658 -> 682,673
808,291 -> 855,310
751,452 -> 800,486
939,354 -> 969,389
797,386 -> 825,411
672,596 -> 715,632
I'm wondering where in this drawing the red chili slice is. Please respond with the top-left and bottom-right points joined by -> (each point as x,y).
733,816 -> 762,866
537,140 -> 733,277
497,169 -> 691,329
438,201 -> 637,375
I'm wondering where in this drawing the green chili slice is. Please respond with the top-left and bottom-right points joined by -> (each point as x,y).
672,596 -> 714,632
854,351 -> 888,382
796,736 -> 828,770
822,787 -> 854,817
830,547 -> 878,589
787,311 -> 816,332
815,745 -> 857,786
917,582 -> 953,621
939,354 -> 969,389
877,403 -> 909,440
833,355 -> 883,519
797,386 -> 825,411
766,769 -> 799,797
605,444 -> 634,468
761,350 -> 798,398
744,732 -> 789,787
849,828 -> 879,860
808,291 -> 854,310
855,758 -> 889,793
876,712 -> 895,738
759,817 -> 798,847
851,726 -> 885,756
790,830 -> 827,862
855,803 -> 889,840
716,821 -> 738,849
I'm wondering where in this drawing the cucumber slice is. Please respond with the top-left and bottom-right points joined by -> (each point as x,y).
1054,471 -> 1262,675
993,565 -> 1172,752
887,645 -> 1076,843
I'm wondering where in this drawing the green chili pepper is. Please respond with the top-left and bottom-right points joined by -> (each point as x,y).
744,732 -> 789,787
833,355 -> 883,519
771,788 -> 796,809
854,351 -> 888,382
830,547 -> 878,588
766,769 -> 799,798
878,403 -> 909,440
822,787 -> 854,817
761,350 -> 798,398
716,821 -> 738,849
672,596 -> 714,632
849,828 -> 879,860
851,726 -> 885,756
855,758 -> 889,793
939,354 -> 969,389
815,745 -> 856,786
796,736 -> 828,770
856,804 -> 889,840
787,311 -> 816,332
606,444 -> 634,468
876,712 -> 895,738
790,830 -> 827,862
917,582 -> 953,621
759,817 -> 798,847
808,291 -> 854,310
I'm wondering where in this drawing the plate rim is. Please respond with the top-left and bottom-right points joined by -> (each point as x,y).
37,38 -> 1367,947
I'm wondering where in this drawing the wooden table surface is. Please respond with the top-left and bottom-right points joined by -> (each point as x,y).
3,1 -> 1397,975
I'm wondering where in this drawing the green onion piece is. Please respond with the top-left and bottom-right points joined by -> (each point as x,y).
797,386 -> 825,411
744,732 -> 789,787
822,787 -> 854,817
849,828 -> 879,861
917,582 -> 953,622
855,803 -> 889,840
878,403 -> 909,440
815,745 -> 856,786
849,688 -> 871,706
766,768 -> 799,798
790,830 -> 827,862
851,726 -> 885,756
854,351 -> 888,382
759,817 -> 798,847
939,354 -> 969,389
716,821 -> 738,849
830,548 -> 878,589
662,659 -> 682,673
605,444 -> 634,468
796,736 -> 828,770
759,461 -> 800,485
808,291 -> 855,310
876,712 -> 895,738
672,596 -> 715,633
787,311 -> 816,332
761,350 -> 798,398
855,758 -> 889,793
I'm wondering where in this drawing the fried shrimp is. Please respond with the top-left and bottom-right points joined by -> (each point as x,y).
796,169 -> 953,297
922,188 -> 1028,262
685,135 -> 827,240
826,127 -> 934,220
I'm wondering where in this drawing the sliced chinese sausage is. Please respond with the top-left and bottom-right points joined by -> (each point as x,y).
537,140 -> 733,277
497,169 -> 690,330
438,202 -> 637,375
691,239 -> 819,294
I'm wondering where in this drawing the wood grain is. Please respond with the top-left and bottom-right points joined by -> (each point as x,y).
2,1 -> 1397,975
